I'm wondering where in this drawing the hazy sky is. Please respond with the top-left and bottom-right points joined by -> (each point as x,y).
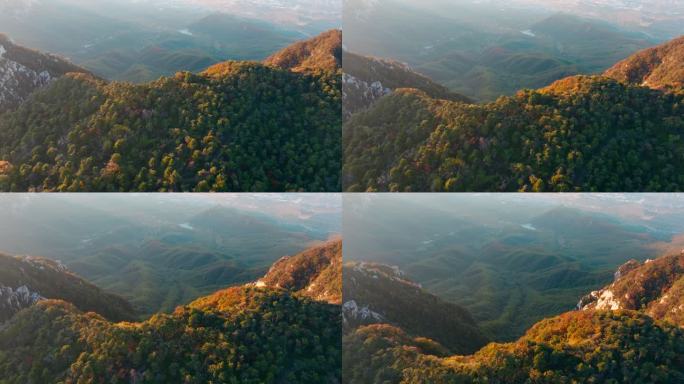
0,193 -> 341,219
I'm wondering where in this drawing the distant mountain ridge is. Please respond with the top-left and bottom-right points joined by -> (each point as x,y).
0,34 -> 87,112
343,261 -> 488,354
342,51 -> 471,118
344,1 -> 655,102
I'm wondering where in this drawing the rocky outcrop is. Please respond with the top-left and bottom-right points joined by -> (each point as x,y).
578,254 -> 684,326
254,239 -> 342,304
0,285 -> 44,323
0,34 -> 88,112
342,50 -> 471,118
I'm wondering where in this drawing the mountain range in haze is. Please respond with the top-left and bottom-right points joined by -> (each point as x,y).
344,0 -> 667,102
343,34 -> 684,192
343,250 -> 684,383
0,0 -> 339,82
0,30 -> 342,192
512,0 -> 684,38
343,194 -> 684,340
342,194 -> 684,382
0,194 -> 341,316
188,0 -> 341,26
0,239 -> 343,383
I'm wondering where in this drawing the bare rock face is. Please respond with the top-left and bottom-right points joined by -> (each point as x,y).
614,259 -> 641,280
342,50 -> 471,118
578,254 -> 684,326
0,34 -> 87,112
0,285 -> 44,323
342,72 -> 391,119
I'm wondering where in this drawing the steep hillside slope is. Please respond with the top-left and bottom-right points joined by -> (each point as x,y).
0,253 -> 135,323
0,34 -> 87,112
605,35 -> 684,90
344,74 -> 684,192
343,249 -> 684,383
0,31 -> 341,192
579,253 -> 684,326
342,51 -> 471,118
344,310 -> 684,383
343,254 -> 684,383
264,29 -> 341,73
256,239 -> 342,304
0,289 -> 341,383
343,262 -> 488,354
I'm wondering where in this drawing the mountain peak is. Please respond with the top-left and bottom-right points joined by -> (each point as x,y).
200,60 -> 266,78
578,253 -> 684,326
605,35 -> 684,90
263,29 -> 342,73
256,239 -> 342,304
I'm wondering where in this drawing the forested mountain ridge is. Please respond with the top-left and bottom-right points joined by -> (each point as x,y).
0,242 -> 342,383
0,31 -> 342,192
342,262 -> 488,354
344,36 -> 684,192
255,239 -> 342,304
344,310 -> 684,383
343,253 -> 684,383
0,252 -> 135,323
0,34 -> 88,113
579,253 -> 684,326
264,29 -> 341,73
605,35 -> 684,90
342,51 -> 471,118
344,0 -> 656,102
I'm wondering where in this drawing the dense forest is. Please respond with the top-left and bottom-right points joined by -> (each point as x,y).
0,241 -> 342,384
0,30 -> 342,192
344,310 -> 684,383
342,253 -> 684,383
343,36 -> 684,192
